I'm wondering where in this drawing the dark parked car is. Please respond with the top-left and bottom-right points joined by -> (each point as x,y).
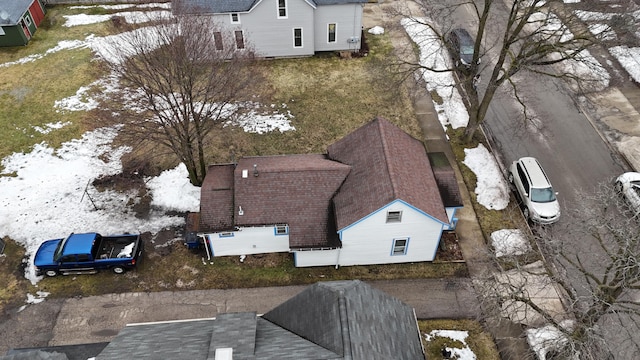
446,28 -> 479,69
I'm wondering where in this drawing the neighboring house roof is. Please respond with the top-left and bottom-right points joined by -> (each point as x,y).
428,152 -> 463,207
173,0 -> 367,14
0,0 -> 33,25
235,154 -> 350,248
328,117 -> 449,230
9,280 -> 423,360
263,280 -> 424,360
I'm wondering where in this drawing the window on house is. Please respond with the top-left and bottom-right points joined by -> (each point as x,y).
275,224 -> 289,235
328,23 -> 336,43
293,28 -> 302,48
392,238 -> 408,255
386,210 -> 402,223
278,0 -> 287,18
231,13 -> 239,23
235,30 -> 245,49
24,16 -> 32,26
213,32 -> 223,50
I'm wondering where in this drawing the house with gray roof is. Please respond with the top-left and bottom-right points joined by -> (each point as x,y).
196,117 -> 462,267
172,0 -> 368,57
3,280 -> 425,360
0,0 -> 46,47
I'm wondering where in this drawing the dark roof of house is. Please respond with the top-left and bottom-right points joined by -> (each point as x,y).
234,154 -> 350,248
328,117 -> 449,230
0,0 -> 33,25
12,281 -> 422,360
428,152 -> 463,207
173,0 -> 366,14
263,280 -> 424,360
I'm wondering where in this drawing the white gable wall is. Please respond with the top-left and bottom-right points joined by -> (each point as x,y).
294,201 -> 444,267
313,4 -> 364,52
211,0 -> 316,57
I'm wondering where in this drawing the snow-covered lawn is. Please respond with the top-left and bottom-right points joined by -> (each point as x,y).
462,144 -> 510,211
0,3 -> 295,285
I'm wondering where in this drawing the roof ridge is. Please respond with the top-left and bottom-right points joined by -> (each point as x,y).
376,117 -> 400,198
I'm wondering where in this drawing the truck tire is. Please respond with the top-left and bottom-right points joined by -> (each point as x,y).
112,266 -> 125,274
45,270 -> 58,277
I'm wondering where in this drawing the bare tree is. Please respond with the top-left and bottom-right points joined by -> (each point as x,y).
477,183 -> 640,359
100,12 -> 260,186
390,0 -> 625,143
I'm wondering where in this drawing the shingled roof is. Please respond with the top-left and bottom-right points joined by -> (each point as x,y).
173,0 -> 367,14
8,281 -> 421,360
202,154 -> 350,248
0,0 -> 33,25
328,117 -> 449,230
263,280 -> 424,360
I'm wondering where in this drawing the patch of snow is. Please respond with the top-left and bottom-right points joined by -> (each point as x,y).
146,164 -> 200,213
401,18 -> 469,129
608,46 -> 640,83
462,144 -> 510,210
32,121 -> 72,134
491,229 -> 532,257
424,330 -> 477,360
368,26 -> 384,35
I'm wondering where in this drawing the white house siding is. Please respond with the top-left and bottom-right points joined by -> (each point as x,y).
211,0 -> 316,57
313,4 -> 364,52
207,226 -> 290,257
294,201 -> 445,267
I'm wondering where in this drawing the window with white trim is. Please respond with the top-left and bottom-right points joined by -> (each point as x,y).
392,238 -> 408,255
230,13 -> 239,23
328,23 -> 336,43
278,0 -> 287,18
293,28 -> 302,48
24,16 -> 32,27
386,210 -> 402,223
235,30 -> 245,49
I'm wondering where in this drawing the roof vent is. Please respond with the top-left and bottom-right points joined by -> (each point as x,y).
214,347 -> 233,360
253,164 -> 259,177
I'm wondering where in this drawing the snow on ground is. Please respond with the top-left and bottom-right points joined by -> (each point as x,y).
0,127 -> 195,284
491,229 -> 532,257
526,320 -> 576,360
608,45 -> 640,83
62,11 -> 170,27
0,4 -> 297,285
424,330 -> 477,360
462,144 -> 510,210
401,18 -> 469,129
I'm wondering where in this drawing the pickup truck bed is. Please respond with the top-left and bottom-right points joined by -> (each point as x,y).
94,236 -> 138,260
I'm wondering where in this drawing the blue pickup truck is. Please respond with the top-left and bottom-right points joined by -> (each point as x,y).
34,232 -> 143,277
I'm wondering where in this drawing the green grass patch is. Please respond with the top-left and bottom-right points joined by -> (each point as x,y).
419,319 -> 500,360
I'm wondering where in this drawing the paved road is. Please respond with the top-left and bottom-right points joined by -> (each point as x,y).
0,278 -> 477,353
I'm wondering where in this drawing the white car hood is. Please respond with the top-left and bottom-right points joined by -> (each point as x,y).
532,200 -> 560,217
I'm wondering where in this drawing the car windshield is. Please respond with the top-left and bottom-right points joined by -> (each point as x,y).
461,45 -> 474,55
531,187 -> 556,203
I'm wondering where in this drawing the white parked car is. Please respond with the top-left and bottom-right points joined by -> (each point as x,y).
508,157 -> 560,224
615,172 -> 640,215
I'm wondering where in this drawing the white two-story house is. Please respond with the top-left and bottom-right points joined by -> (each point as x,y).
172,0 -> 368,57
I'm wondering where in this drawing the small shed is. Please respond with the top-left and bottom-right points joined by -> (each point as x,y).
0,0 -> 46,47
